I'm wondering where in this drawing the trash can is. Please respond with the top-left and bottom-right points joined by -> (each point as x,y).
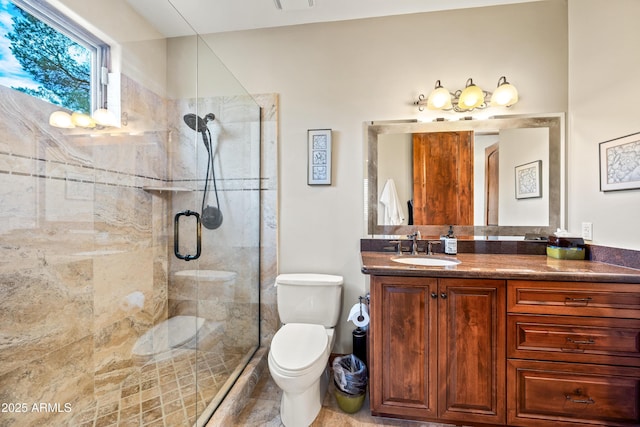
332,354 -> 368,413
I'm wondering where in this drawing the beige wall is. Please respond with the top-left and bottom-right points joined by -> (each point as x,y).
204,0 -> 569,353
567,0 -> 640,250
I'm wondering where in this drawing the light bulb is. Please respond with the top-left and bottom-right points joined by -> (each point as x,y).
459,84 -> 484,110
71,112 -> 96,128
49,111 -> 75,128
490,83 -> 518,107
92,108 -> 117,127
427,87 -> 452,110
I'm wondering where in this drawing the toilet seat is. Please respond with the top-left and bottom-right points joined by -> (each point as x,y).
270,323 -> 328,377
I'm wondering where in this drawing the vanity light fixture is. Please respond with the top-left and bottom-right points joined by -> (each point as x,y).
415,76 -> 519,112
49,109 -> 128,129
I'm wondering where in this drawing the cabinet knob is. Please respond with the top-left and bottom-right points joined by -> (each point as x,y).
440,293 -> 447,299
431,292 -> 438,299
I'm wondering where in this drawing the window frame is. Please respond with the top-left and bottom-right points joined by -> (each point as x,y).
10,0 -> 110,114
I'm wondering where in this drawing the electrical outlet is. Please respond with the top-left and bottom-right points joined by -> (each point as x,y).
581,222 -> 593,241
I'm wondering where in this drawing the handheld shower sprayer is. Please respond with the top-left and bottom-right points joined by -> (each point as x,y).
183,113 -> 215,151
183,113 -> 223,230
183,113 -> 215,133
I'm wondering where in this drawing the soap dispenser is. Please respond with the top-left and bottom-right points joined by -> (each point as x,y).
444,225 -> 457,255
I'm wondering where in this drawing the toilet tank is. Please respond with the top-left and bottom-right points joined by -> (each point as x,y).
276,274 -> 343,327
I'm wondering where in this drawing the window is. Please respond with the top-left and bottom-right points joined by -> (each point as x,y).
0,0 -> 109,115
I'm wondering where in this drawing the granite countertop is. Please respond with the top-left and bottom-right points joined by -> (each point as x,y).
361,252 -> 640,283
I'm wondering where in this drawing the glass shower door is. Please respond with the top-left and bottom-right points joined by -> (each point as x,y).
167,31 -> 262,426
0,2 -> 260,426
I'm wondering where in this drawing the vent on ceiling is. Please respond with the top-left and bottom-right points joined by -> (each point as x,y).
274,0 -> 314,11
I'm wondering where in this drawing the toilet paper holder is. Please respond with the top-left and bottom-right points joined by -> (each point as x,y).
355,295 -> 369,322
348,294 -> 371,328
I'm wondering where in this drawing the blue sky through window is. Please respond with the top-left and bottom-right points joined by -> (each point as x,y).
0,0 -> 38,90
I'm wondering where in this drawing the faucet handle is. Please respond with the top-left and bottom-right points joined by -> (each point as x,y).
407,231 -> 421,240
427,240 -> 442,255
388,240 -> 403,255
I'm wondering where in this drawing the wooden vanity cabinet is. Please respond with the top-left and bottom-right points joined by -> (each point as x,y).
369,275 -> 506,425
506,280 -> 640,427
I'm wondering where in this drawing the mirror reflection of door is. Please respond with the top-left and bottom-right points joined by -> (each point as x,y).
485,143 -> 499,226
412,131 -> 474,225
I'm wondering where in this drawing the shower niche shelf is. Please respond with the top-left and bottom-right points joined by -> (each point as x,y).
174,270 -> 237,281
142,186 -> 192,192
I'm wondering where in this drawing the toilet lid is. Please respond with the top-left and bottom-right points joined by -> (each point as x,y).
271,323 -> 328,371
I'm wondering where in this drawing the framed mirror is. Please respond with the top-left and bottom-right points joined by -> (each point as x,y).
364,114 -> 565,238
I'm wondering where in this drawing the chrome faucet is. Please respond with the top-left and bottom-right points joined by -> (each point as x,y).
407,231 -> 421,255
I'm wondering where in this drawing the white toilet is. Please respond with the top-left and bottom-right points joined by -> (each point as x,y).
268,273 -> 343,427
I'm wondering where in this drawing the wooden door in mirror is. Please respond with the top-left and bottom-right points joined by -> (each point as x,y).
485,142 -> 499,226
412,131 -> 474,225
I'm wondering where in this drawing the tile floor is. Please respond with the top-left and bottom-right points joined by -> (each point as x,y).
71,348 -> 243,427
234,371 -> 460,427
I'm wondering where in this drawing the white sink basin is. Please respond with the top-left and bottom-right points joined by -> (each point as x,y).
391,256 -> 461,267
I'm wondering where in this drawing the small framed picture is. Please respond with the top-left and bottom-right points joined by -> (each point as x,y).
515,160 -> 542,199
599,132 -> 640,192
307,129 -> 332,185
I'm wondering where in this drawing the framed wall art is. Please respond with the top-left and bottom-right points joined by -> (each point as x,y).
515,160 -> 542,199
599,132 -> 640,192
307,129 -> 332,185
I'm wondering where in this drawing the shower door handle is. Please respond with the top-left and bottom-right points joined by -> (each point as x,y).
174,210 -> 202,261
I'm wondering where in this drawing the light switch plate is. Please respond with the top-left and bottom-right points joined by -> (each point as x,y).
581,222 -> 593,240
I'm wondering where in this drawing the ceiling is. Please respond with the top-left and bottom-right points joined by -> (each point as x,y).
126,0 -> 540,38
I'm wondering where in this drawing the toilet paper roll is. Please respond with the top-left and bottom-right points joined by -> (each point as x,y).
347,302 -> 370,327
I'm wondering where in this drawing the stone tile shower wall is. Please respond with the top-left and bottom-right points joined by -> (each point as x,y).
0,76 -> 170,426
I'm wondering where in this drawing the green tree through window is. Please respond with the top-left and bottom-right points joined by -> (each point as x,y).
7,5 -> 90,112
1,0 -> 108,115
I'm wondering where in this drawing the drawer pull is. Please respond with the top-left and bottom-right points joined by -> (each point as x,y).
561,336 -> 595,353
565,389 -> 595,405
564,297 -> 592,306
566,337 -> 595,345
565,395 -> 595,405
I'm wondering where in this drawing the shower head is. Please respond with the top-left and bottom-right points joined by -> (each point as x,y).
183,113 -> 215,133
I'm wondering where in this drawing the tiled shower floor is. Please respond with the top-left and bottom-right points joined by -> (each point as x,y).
71,348 -> 243,427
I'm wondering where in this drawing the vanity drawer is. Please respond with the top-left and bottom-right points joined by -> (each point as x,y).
507,360 -> 640,427
508,314 -> 640,366
507,280 -> 640,318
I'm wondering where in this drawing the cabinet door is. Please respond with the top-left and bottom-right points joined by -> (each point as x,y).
438,278 -> 506,424
370,276 -> 437,419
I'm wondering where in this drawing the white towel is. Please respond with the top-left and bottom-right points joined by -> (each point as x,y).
380,178 -> 405,225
